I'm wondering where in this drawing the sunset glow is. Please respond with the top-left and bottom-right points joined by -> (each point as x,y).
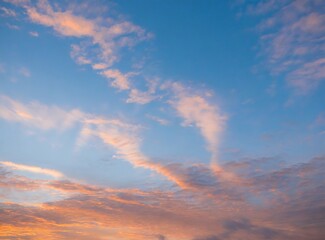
0,0 -> 324,239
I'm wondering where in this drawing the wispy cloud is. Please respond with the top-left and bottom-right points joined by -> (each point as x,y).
6,0 -> 157,106
11,0 -> 151,70
287,57 -> 325,93
146,114 -> 170,126
77,120 -> 192,188
0,96 -> 207,188
6,23 -> 20,30
166,82 -> 226,165
29,31 -> 39,37
244,0 -> 325,93
0,6 -> 17,17
0,63 -> 5,73
18,67 -> 31,77
0,161 -> 64,178
0,95 -> 85,130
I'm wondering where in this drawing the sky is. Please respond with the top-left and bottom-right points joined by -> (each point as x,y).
0,0 -> 324,239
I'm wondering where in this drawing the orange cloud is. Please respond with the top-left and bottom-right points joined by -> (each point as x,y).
1,156 -> 324,239
14,0 -> 151,71
26,2 -> 95,37
0,161 -> 64,178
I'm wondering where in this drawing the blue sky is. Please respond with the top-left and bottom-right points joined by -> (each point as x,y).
0,0 -> 324,239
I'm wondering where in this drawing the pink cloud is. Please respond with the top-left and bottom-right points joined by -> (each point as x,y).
167,82 -> 226,164
101,69 -> 131,90
245,0 -> 325,93
0,156 -> 324,239
0,95 -> 85,130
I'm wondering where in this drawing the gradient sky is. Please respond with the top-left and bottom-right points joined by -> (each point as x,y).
0,0 -> 325,239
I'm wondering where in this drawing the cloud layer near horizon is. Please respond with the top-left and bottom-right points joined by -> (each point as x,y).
0,156 -> 324,240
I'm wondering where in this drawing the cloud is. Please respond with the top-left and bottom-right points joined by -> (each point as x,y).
92,63 -> 108,70
244,0 -> 325,93
287,57 -> 325,93
78,115 -> 236,191
0,6 -> 17,17
0,165 -> 40,190
5,0 -> 159,106
12,0 -> 150,70
77,121 -> 188,188
0,95 -> 194,188
0,161 -> 64,178
29,31 -> 39,37
146,114 -> 170,126
126,88 -> 156,104
126,78 -> 158,104
1,156 -> 324,239
78,116 -> 245,192
0,95 -> 85,130
166,82 -> 226,164
193,236 -> 220,240
0,63 -> 5,73
26,2 -> 95,37
6,23 -> 20,30
101,69 -> 132,90
156,235 -> 166,240
18,67 -> 31,77
2,2 -> 324,238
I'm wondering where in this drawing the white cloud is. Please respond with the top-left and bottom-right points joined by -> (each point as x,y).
146,114 -> 170,126
6,23 -> 20,30
19,67 -> 31,77
29,31 -> 39,37
0,63 -> 5,73
0,6 -> 17,17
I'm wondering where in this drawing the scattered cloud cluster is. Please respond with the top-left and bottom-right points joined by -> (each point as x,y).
0,95 -> 218,190
244,0 -> 325,93
3,0 -> 227,161
7,0 -> 155,103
